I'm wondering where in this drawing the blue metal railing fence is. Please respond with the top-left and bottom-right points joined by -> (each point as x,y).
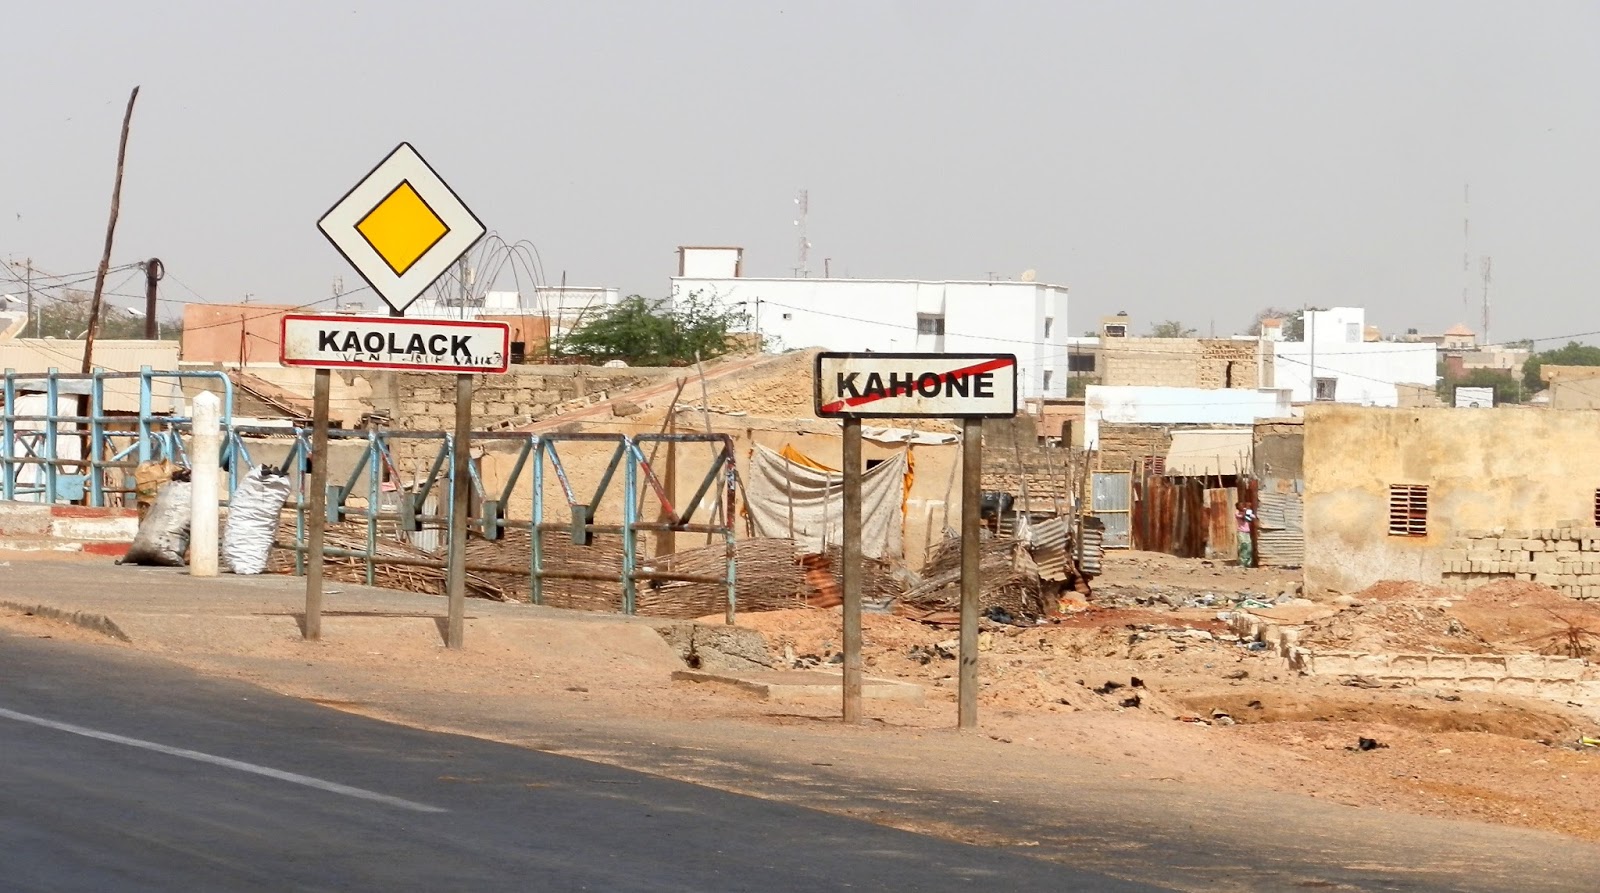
1,367 -> 738,616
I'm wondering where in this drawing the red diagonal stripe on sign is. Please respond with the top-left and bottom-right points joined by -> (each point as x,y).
819,356 -> 1013,414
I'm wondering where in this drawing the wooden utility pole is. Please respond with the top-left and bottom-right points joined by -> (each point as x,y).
142,258 -> 162,339
82,86 -> 140,375
23,260 -> 33,337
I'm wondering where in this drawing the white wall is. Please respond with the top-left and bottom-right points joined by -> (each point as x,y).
679,247 -> 742,278
1083,385 -> 1295,450
670,277 -> 1069,399
408,286 -> 620,333
1272,341 -> 1437,406
1304,307 -> 1367,346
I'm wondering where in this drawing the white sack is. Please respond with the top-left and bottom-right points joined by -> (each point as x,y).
222,466 -> 292,575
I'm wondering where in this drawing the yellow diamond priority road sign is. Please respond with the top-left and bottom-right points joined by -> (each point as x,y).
318,143 -> 485,314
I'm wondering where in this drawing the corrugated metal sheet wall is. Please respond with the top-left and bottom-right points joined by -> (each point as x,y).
1091,472 -> 1131,548
1256,488 -> 1304,568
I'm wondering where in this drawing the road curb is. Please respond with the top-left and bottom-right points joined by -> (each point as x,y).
0,600 -> 132,643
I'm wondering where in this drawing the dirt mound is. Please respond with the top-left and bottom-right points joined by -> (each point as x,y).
1354,580 -> 1449,603
1305,578 -> 1600,657
706,607 -> 940,663
1454,580 -> 1600,657
1177,686 -> 1580,742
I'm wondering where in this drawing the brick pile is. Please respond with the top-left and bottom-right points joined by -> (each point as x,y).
1442,522 -> 1600,599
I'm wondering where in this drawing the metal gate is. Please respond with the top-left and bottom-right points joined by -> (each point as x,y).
1091,471 -> 1131,549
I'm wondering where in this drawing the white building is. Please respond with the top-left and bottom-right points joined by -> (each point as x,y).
407,287 -> 621,335
1083,385 -> 1295,450
1272,307 -> 1436,406
670,248 -> 1070,399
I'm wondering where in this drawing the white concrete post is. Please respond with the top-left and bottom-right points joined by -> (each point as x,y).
189,392 -> 221,577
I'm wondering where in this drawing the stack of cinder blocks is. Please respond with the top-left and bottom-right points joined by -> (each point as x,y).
1440,521 -> 1600,598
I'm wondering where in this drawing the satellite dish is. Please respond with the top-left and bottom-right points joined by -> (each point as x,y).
1020,269 -> 1037,283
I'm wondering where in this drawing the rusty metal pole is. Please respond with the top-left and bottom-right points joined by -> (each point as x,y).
958,417 -> 983,729
841,417 -> 863,723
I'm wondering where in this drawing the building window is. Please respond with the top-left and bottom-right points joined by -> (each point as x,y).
1313,377 -> 1338,402
1043,370 -> 1054,390
782,312 -> 793,320
917,315 -> 946,336
1067,353 -> 1096,373
1044,317 -> 1054,338
1345,322 -> 1360,343
1103,323 -> 1127,338
1594,489 -> 1600,527
1388,485 -> 1428,536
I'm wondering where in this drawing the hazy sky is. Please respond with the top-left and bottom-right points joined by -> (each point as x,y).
4,1 -> 1599,345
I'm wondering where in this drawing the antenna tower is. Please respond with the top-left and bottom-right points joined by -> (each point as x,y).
1462,183 -> 1471,311
1480,256 -> 1492,347
793,189 -> 811,277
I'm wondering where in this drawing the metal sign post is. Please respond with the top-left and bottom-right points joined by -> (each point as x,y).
311,142 -> 491,648
815,352 -> 1018,728
304,368 -> 331,640
840,416 -> 864,722
958,416 -> 983,729
445,373 -> 472,648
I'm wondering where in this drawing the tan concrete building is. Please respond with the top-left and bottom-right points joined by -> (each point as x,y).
1303,404 -> 1600,594
1099,337 -> 1266,390
0,339 -> 182,412
180,303 -> 299,365
1541,365 -> 1600,410
1440,324 -> 1477,351
1461,345 -> 1529,374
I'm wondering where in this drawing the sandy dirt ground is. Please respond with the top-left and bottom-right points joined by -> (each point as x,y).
4,549 -> 1598,852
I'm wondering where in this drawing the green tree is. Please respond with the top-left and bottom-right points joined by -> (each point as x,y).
1147,319 -> 1197,338
32,289 -> 157,340
550,292 -> 752,366
1246,307 -> 1320,341
1438,365 -> 1522,405
1523,341 -> 1600,392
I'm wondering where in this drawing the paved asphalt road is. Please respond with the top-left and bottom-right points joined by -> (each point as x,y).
0,630 -> 1163,892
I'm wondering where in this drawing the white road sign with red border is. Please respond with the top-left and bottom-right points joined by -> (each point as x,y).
814,352 -> 1018,418
280,314 -> 511,373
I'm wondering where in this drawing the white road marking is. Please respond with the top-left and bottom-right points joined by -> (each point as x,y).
0,705 -> 446,814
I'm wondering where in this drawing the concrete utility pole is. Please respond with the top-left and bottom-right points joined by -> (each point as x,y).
82,86 -> 140,375
190,392 -> 221,578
